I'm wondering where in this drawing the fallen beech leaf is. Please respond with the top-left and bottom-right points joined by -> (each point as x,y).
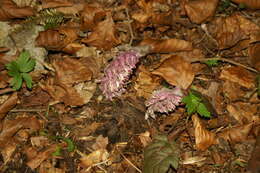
231,0 -> 260,9
80,149 -> 109,168
0,0 -> 34,21
56,3 -> 84,15
1,142 -> 16,163
152,55 -> 195,89
26,145 -> 57,169
140,38 -> 193,53
184,0 -> 218,24
227,102 -> 257,125
74,81 -> 96,105
219,66 -> 255,89
82,13 -> 120,50
134,65 -> 161,99
62,43 -> 85,54
80,3 -> 106,31
138,131 -> 152,147
0,116 -> 40,148
192,115 -> 216,151
0,93 -> 18,119
52,57 -> 93,85
39,160 -> 65,173
41,0 -> 73,9
91,135 -> 108,150
36,27 -> 78,51
218,123 -> 253,143
248,43 -> 260,71
222,80 -> 246,101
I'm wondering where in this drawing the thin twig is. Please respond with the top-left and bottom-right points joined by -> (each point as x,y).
117,148 -> 142,173
125,8 -> 134,46
0,88 -> 14,95
191,57 -> 259,73
10,108 -> 46,112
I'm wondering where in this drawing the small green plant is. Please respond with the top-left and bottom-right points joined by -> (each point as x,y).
219,0 -> 231,11
5,50 -> 36,90
182,92 -> 211,118
204,60 -> 219,67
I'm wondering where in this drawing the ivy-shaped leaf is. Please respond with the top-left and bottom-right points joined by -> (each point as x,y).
143,135 -> 180,173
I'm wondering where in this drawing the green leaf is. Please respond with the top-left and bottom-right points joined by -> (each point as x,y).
17,51 -> 35,73
52,146 -> 61,156
62,138 -> 75,152
143,135 -> 180,173
197,103 -> 211,118
22,73 -> 33,89
6,61 -> 20,77
11,74 -> 23,90
182,92 -> 211,118
204,60 -> 219,66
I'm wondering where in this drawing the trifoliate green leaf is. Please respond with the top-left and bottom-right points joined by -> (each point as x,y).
22,73 -> 32,89
143,135 -> 180,173
182,92 -> 211,118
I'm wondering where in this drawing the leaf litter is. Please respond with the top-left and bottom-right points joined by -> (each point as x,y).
0,0 -> 259,172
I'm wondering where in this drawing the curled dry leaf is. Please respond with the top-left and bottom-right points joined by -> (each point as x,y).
134,65 -> 161,99
0,93 -> 18,120
227,102 -> 257,125
192,115 -> 216,151
140,38 -> 193,53
152,55 -> 195,89
36,27 -> 78,52
218,123 -> 253,144
248,43 -> 260,71
80,149 -> 109,168
0,0 -> 34,21
231,0 -> 260,9
184,0 -> 218,24
207,13 -> 259,49
222,80 -> 246,101
219,66 -> 255,89
81,13 -> 120,50
0,116 -> 40,148
80,3 -> 106,31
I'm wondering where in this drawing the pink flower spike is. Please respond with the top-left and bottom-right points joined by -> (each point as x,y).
145,87 -> 183,119
99,50 -> 141,100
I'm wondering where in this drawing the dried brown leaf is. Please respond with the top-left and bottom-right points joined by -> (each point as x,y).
0,93 -> 18,120
140,38 -> 193,53
218,123 -> 253,143
81,14 -> 120,50
248,43 -> 260,71
134,65 -> 161,99
231,0 -> 260,9
219,66 -> 255,89
80,3 -> 106,31
91,135 -> 108,150
192,115 -> 217,151
138,131 -> 152,147
41,0 -> 73,9
227,102 -> 257,125
26,145 -> 57,170
0,0 -> 34,21
184,0 -> 218,24
152,55 -> 195,89
222,80 -> 246,101
36,27 -> 78,51
1,142 -> 16,163
80,149 -> 109,168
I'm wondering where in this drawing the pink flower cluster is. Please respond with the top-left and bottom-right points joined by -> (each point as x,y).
145,87 -> 183,119
99,50 -> 141,100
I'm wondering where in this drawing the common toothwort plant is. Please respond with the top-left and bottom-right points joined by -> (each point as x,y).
99,50 -> 142,100
145,87 -> 183,119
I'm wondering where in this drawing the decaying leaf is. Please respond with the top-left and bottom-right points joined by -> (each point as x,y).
81,13 -> 120,50
80,3 -> 106,31
36,27 -> 78,52
91,135 -> 108,150
140,38 -> 193,53
80,149 -> 109,168
143,135 -> 180,173
218,123 -> 253,144
138,131 -> 152,147
222,80 -> 247,101
248,43 -> 260,71
192,115 -> 216,151
219,66 -> 255,89
231,0 -> 260,9
0,0 -> 34,21
207,13 -> 260,49
152,55 -> 195,89
184,0 -> 218,24
134,65 -> 161,99
0,92 -> 18,119
41,0 -> 73,9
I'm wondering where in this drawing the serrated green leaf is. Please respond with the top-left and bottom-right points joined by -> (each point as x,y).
197,103 -> 211,118
11,74 -> 23,90
52,146 -> 61,156
22,73 -> 32,89
16,51 -> 35,73
143,135 -> 179,173
6,61 -> 20,77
